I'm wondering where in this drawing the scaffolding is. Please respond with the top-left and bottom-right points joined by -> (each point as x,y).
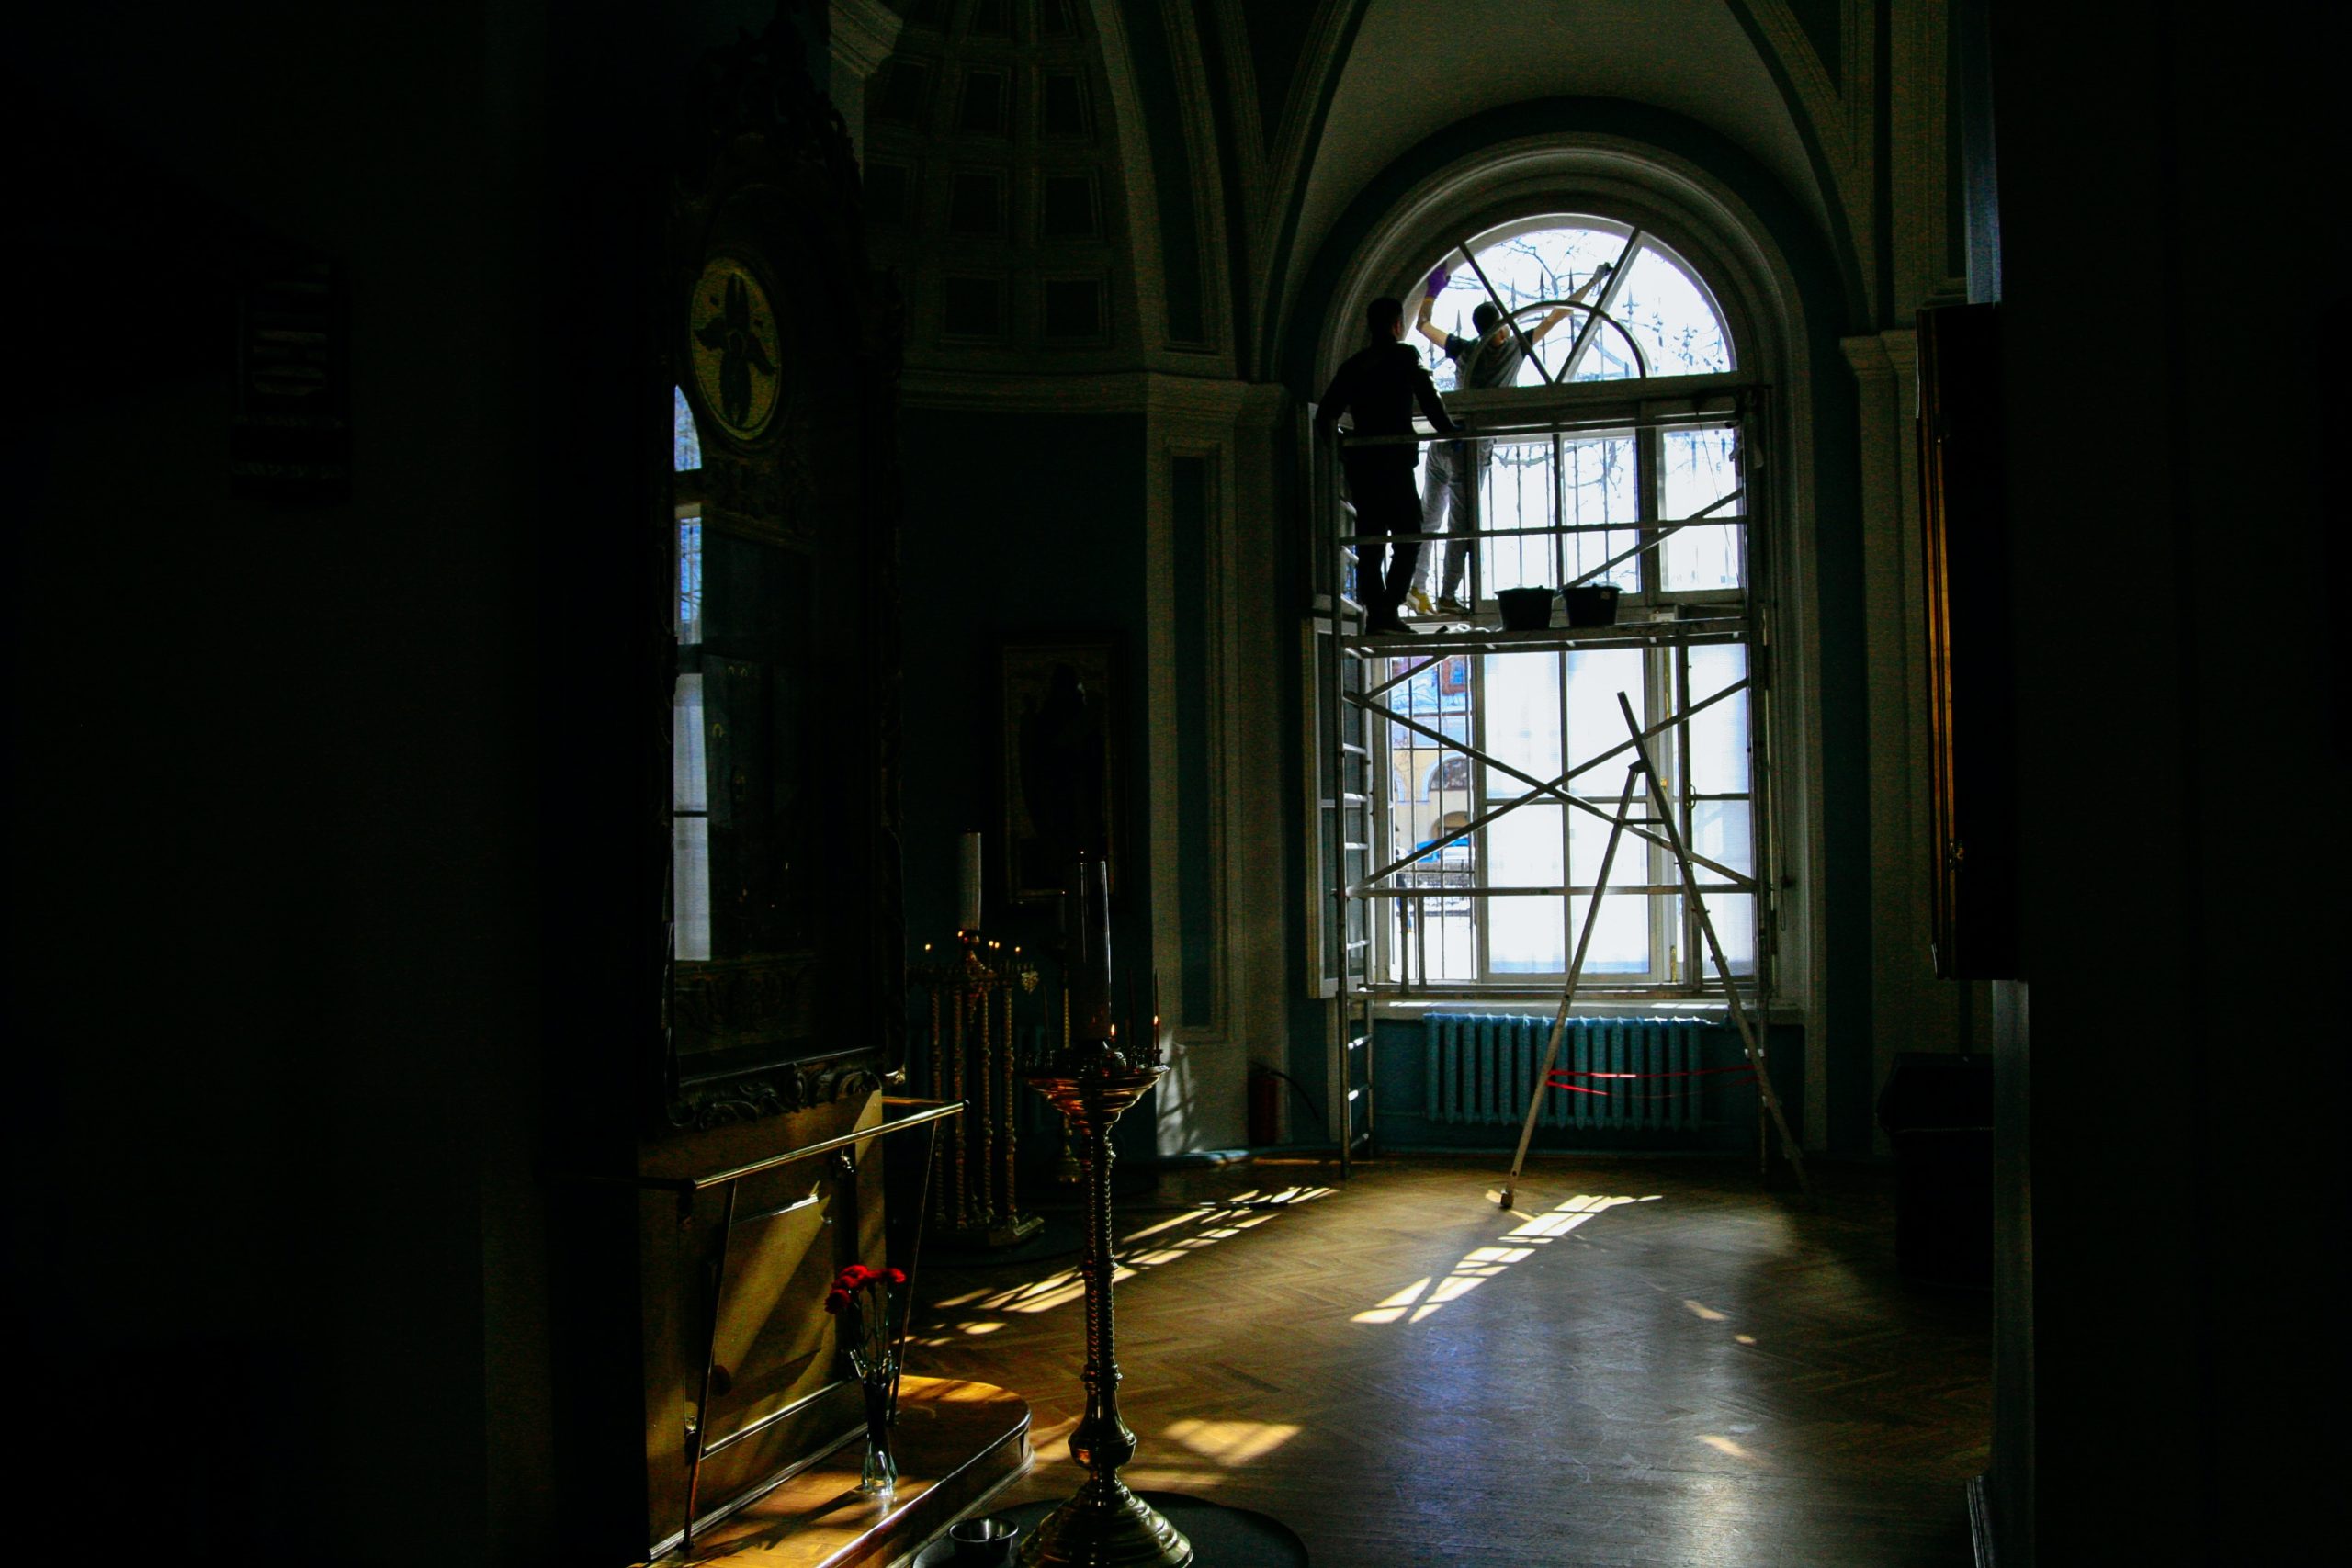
1310,355 -> 1781,1176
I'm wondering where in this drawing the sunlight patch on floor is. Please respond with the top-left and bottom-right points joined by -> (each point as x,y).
1350,1276 -> 1433,1324
1354,1194 -> 1650,1326
941,1188 -> 1325,1329
1162,1417 -> 1299,1464
1504,1191 -> 1655,1240
1699,1434 -> 1761,1461
978,1263 -> 1138,1315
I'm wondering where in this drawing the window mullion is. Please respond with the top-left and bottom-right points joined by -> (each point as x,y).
1678,646 -> 1698,996
1557,648 -> 1573,985
1472,651 -> 1492,985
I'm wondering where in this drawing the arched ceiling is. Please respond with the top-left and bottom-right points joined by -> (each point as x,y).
1290,0 -> 1826,313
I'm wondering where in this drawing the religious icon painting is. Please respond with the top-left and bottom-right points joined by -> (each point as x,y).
1001,637 -> 1118,906
687,254 -> 786,445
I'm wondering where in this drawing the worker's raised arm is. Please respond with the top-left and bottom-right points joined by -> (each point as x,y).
1414,264 -> 1459,349
1413,290 -> 1451,350
1528,262 -> 1615,344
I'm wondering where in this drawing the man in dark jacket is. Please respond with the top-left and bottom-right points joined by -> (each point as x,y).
1316,296 -> 1459,633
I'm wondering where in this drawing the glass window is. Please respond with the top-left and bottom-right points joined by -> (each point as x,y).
1319,211 -> 1764,999
673,389 -> 709,960
1417,220 -> 1732,391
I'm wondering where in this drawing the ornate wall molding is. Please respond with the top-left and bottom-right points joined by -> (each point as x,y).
665,1060 -> 888,1134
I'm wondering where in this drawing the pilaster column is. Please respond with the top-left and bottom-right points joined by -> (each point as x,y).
1843,328 -> 1964,1151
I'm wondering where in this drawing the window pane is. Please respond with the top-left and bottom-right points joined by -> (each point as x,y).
1474,439 -> 1554,594
1491,797 -> 1564,973
1399,887 -> 1476,982
1660,425 -> 1743,591
673,816 -> 710,961
1689,799 -> 1753,886
1686,644 -> 1749,793
1567,891 -> 1651,974
1491,896 -> 1565,972
677,518 -> 704,643
673,386 -> 702,472
1566,777 -> 1657,975
1490,802 -> 1563,888
673,673 -> 710,961
1695,892 -> 1756,976
1387,654 -> 1471,872
673,674 -> 707,812
1615,249 -> 1733,376
1564,647 -> 1645,801
1481,653 -> 1561,795
1559,434 -> 1640,592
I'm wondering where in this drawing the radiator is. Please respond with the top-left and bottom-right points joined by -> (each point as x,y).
1424,1014 -> 1715,1131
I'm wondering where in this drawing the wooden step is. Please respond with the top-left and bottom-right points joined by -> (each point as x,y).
646,1377 -> 1029,1567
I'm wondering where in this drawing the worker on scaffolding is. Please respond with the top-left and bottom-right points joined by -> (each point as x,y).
1410,261 -> 1612,615
1317,296 -> 1460,635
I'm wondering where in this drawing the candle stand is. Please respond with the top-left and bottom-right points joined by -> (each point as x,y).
1019,1034 -> 1191,1568
914,931 -> 1044,1247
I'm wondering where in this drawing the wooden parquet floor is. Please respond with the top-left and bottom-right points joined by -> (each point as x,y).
899,1156 -> 1988,1568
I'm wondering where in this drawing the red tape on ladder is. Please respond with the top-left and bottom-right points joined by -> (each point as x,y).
1544,1065 -> 1758,1100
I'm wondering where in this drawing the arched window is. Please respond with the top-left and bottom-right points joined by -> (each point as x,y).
1315,206 -> 1771,1001
1417,220 -> 1732,390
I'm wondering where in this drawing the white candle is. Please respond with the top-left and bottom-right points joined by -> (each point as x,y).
958,831 -> 983,931
1075,852 -> 1114,1040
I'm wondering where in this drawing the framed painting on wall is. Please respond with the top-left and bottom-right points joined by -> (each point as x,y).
1001,637 -> 1117,905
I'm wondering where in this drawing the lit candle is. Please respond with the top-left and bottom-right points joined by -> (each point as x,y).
958,830 -> 983,932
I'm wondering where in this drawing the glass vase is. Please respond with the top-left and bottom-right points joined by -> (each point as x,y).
854,1360 -> 897,1498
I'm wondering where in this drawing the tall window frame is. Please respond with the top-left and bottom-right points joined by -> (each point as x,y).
1312,216 -> 1776,1007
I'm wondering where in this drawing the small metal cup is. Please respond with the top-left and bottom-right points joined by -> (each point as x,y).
950,1515 -> 1020,1566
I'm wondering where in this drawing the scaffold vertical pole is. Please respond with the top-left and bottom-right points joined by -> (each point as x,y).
1616,691 -> 1810,1197
1498,763 -> 1644,1211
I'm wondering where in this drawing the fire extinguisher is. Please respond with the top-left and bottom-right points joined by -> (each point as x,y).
1248,1066 -> 1281,1147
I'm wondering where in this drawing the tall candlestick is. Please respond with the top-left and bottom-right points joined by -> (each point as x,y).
1024,953 -> 1190,1565
958,830 -> 983,932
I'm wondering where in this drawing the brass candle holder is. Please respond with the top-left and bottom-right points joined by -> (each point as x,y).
914,931 -> 1043,1247
1019,1033 -> 1191,1568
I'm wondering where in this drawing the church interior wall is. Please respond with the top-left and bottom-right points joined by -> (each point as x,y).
10,2 -> 2341,1562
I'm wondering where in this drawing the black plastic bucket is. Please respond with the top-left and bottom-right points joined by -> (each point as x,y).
1497,587 -> 1555,629
1562,584 -> 1622,626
